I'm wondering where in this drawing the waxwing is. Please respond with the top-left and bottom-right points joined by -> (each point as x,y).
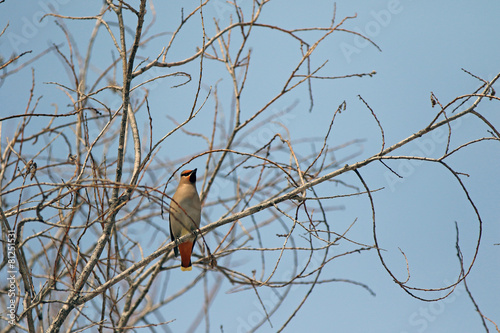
169,169 -> 201,271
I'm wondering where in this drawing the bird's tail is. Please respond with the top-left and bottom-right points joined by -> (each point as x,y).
178,241 -> 193,271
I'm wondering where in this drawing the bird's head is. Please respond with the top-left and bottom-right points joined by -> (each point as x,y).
180,168 -> 197,184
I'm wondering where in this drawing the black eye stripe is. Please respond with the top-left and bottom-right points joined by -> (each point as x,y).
180,168 -> 197,181
179,169 -> 197,182
189,172 -> 196,183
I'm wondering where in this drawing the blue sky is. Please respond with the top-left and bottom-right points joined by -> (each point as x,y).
1,1 -> 499,332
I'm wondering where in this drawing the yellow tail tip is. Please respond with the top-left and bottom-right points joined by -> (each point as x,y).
181,266 -> 192,272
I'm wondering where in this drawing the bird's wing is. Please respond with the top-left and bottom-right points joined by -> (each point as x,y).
169,213 -> 179,257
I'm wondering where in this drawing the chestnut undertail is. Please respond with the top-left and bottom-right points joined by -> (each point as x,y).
178,241 -> 193,271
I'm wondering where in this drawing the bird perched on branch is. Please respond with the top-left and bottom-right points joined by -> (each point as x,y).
169,168 -> 201,271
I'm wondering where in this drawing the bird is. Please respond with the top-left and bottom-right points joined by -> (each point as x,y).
169,168 -> 201,271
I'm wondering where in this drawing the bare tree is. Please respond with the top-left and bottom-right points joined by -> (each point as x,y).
0,1 -> 499,332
